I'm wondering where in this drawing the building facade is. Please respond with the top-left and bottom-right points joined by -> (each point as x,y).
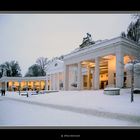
0,35 -> 140,91
0,76 -> 46,91
63,36 -> 140,90
46,59 -> 64,91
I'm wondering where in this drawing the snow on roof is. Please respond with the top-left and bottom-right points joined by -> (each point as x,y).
68,39 -> 108,54
46,59 -> 64,74
64,36 -> 140,59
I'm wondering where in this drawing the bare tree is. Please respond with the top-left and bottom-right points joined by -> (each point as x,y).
36,57 -> 49,76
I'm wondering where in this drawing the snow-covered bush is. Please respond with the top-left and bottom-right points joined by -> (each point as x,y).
125,62 -> 140,74
125,63 -> 133,71
134,63 -> 140,74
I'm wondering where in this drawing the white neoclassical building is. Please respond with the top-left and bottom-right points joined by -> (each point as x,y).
62,35 -> 140,90
0,76 -> 46,91
45,35 -> 140,91
46,59 -> 64,91
1,35 -> 140,91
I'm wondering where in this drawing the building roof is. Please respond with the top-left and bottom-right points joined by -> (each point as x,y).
46,59 -> 64,74
0,76 -> 46,82
63,36 -> 140,60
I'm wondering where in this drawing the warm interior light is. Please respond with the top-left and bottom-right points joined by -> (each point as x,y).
124,55 -> 134,64
102,55 -> 114,59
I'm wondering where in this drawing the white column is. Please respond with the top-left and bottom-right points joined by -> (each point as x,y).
33,81 -> 35,90
87,66 -> 91,90
126,71 -> 131,88
81,71 -> 83,90
77,62 -> 82,90
12,81 -> 14,91
55,73 -> 57,90
39,81 -> 41,90
59,72 -> 61,90
52,74 -> 54,90
49,75 -> 51,90
116,47 -> 124,88
19,81 -> 21,90
26,81 -> 28,91
51,75 -> 53,90
5,81 -> 7,91
64,64 -> 69,90
54,74 -> 56,90
94,57 -> 100,90
46,74 -> 48,90
57,72 -> 60,91
53,74 -> 55,90
50,74 -> 52,90
2,82 -> 4,90
92,68 -> 95,89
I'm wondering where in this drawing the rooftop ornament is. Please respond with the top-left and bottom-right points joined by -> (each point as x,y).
79,33 -> 95,48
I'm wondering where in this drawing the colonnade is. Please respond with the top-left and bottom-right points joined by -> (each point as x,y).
46,72 -> 63,91
64,50 -> 125,90
1,80 -> 46,91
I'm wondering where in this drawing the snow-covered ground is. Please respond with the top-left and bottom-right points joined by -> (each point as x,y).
0,99 -> 135,126
5,89 -> 140,116
0,88 -> 140,126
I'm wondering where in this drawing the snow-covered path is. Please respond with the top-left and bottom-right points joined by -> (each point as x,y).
0,89 -> 140,126
3,96 -> 140,125
0,98 -> 138,126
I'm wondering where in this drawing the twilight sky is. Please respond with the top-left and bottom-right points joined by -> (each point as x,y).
0,13 -> 132,76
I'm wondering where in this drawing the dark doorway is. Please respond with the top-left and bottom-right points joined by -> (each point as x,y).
100,80 -> 108,89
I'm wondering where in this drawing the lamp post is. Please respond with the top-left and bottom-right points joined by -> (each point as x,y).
131,62 -> 134,102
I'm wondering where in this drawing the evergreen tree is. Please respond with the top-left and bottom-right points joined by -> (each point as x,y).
0,60 -> 22,78
25,64 -> 42,77
127,17 -> 140,43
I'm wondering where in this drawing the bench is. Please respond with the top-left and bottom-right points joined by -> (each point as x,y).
39,90 -> 59,94
133,88 -> 140,94
104,88 -> 120,95
20,92 -> 28,97
20,91 -> 38,97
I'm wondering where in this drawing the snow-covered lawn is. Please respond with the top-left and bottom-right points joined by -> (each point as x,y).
0,88 -> 140,126
5,89 -> 140,116
0,99 -> 135,126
